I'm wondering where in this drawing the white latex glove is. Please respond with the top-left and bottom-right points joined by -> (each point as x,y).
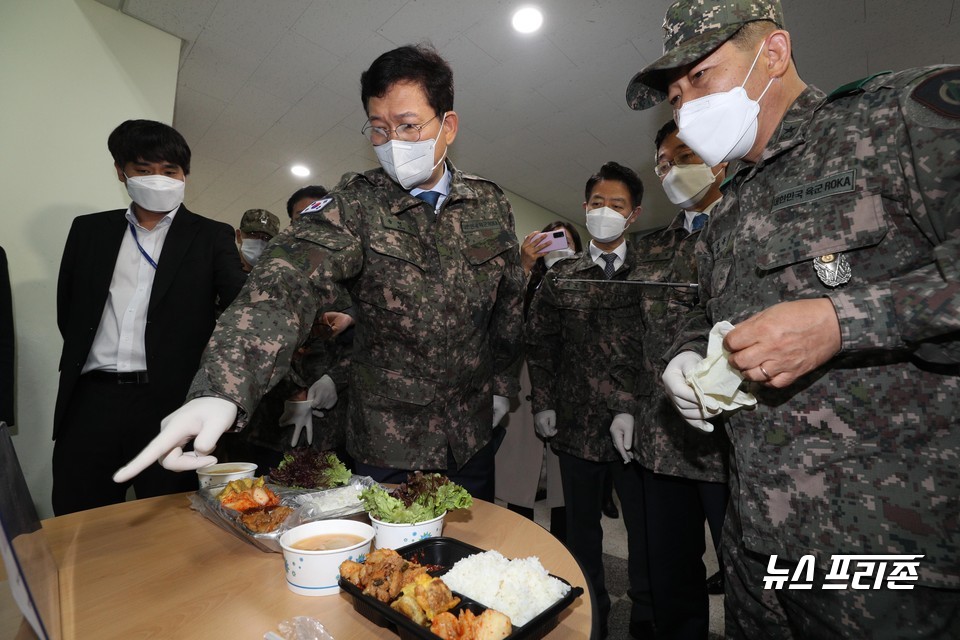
307,374 -> 337,410
534,409 -> 557,439
662,351 -> 721,432
280,400 -> 313,447
609,413 -> 635,463
113,397 -> 238,482
492,395 -> 509,426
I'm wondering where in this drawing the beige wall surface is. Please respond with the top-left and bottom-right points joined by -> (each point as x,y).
0,0 -> 181,518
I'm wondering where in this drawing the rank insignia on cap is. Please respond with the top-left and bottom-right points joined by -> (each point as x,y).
300,197 -> 333,216
813,253 -> 851,287
911,68 -> 960,119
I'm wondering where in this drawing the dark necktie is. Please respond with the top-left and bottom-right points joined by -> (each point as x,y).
414,190 -> 441,210
691,213 -> 709,232
601,253 -> 617,279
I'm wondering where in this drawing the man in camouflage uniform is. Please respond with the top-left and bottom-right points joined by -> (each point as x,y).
527,162 -> 653,639
235,208 -> 280,272
115,44 -> 524,503
627,0 -> 959,637
619,119 -> 730,638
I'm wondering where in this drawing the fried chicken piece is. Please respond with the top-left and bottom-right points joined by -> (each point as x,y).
339,560 -> 363,586
391,593 -> 427,626
357,548 -> 425,602
414,576 -> 460,620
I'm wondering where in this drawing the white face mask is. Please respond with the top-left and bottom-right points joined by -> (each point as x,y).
675,42 -> 774,166
124,173 -> 185,213
374,114 -> 447,190
661,163 -> 718,209
585,207 -> 629,243
544,248 -> 575,268
240,238 -> 268,266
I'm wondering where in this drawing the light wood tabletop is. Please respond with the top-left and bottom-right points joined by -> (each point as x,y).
1,494 -> 594,639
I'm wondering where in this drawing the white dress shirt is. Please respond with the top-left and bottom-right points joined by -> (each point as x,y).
82,206 -> 176,373
682,197 -> 722,233
589,238 -> 628,274
410,166 -> 451,212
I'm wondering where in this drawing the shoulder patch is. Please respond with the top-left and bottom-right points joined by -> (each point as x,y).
911,68 -> 960,119
299,197 -> 333,216
827,71 -> 893,100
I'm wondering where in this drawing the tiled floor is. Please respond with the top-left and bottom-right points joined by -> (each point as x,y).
523,494 -> 725,639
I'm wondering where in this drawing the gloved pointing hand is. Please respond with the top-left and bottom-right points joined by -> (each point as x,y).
492,395 -> 509,426
307,374 -> 337,410
280,399 -> 314,447
534,409 -> 557,439
662,351 -> 721,432
609,413 -> 635,463
112,396 -> 238,482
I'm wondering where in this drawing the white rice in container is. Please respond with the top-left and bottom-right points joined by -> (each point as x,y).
441,550 -> 571,627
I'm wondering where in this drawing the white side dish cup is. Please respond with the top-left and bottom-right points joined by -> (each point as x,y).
196,462 -> 257,488
368,512 -> 445,550
279,519 -> 375,596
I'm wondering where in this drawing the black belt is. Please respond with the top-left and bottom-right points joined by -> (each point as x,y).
85,370 -> 150,384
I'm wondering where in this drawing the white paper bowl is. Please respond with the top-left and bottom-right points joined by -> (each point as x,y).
369,512 -> 445,550
196,462 -> 257,488
279,519 -> 374,596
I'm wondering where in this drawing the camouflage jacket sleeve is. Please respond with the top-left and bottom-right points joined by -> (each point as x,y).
525,271 -> 561,413
188,193 -> 364,424
826,67 -> 960,363
487,197 -> 525,398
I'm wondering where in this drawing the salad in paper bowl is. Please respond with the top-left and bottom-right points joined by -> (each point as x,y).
359,472 -> 472,548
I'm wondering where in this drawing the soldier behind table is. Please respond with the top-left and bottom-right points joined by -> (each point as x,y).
627,0 -> 960,636
114,45 -> 525,503
622,119 -> 730,637
526,162 -> 653,638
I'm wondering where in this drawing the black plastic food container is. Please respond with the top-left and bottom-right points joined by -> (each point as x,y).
339,536 -> 584,639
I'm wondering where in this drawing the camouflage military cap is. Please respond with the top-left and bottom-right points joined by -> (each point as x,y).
626,0 -> 784,110
239,208 -> 280,238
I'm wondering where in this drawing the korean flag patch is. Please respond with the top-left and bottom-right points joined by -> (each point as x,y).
300,197 -> 333,216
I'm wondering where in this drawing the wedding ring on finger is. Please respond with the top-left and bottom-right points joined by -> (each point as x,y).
759,365 -> 772,380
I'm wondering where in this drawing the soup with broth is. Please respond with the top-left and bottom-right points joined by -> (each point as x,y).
291,533 -> 365,551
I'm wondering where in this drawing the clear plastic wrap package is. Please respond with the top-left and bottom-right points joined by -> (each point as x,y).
189,475 -> 377,552
264,616 -> 335,640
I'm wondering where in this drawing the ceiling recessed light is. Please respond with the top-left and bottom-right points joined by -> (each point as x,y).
512,6 -> 543,34
291,165 -> 310,177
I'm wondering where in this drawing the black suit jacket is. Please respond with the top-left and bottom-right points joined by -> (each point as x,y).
53,205 -> 246,439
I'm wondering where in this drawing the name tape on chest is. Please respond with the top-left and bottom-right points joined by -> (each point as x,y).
771,170 -> 855,212
461,219 -> 501,233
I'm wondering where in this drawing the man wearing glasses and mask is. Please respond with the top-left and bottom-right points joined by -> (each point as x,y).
114,44 -> 524,502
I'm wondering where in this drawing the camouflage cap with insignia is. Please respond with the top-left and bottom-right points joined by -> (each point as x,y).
239,208 -> 280,238
626,0 -> 784,110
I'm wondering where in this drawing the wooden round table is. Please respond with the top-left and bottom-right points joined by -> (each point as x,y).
1,494 -> 594,639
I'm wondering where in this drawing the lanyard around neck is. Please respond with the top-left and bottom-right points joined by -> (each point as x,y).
128,222 -> 159,270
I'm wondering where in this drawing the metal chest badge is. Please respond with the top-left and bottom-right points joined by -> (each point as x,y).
813,253 -> 851,287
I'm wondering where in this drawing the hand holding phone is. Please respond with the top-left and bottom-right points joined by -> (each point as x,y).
537,230 -> 569,254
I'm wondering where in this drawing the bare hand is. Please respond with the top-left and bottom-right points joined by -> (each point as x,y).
724,299 -> 841,387
321,311 -> 354,337
520,232 -> 551,275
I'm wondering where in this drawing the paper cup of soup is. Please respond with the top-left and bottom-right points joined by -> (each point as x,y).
196,462 -> 257,488
369,512 -> 445,550
279,519 -> 375,596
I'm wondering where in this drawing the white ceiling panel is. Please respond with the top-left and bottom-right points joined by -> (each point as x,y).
93,0 -> 958,231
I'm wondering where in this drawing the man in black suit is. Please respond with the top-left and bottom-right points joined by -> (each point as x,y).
52,120 -> 245,515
